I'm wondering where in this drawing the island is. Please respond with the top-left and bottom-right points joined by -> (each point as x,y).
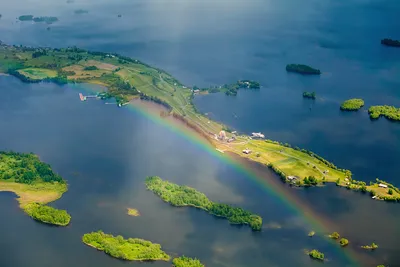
0,151 -> 70,225
339,238 -> 349,247
340,99 -> 364,111
0,42 -> 398,202
308,231 -> 315,237
127,208 -> 140,216
361,242 -> 378,250
74,9 -> 89,14
286,64 -> 321,75
368,105 -> 400,121
173,256 -> 205,267
145,176 -> 263,231
381,38 -> 400,47
308,249 -> 324,261
18,15 -> 34,21
328,232 -> 340,239
82,231 -> 170,261
302,91 -> 316,99
18,15 -> 58,24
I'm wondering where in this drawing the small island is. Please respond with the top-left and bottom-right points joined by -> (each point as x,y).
173,256 -> 205,267
368,105 -> 400,121
18,15 -> 34,21
302,91 -> 316,99
286,64 -> 321,75
308,249 -> 324,261
361,242 -> 378,250
339,238 -> 349,247
74,9 -> 89,14
328,231 -> 340,239
145,176 -> 262,231
308,231 -> 315,237
82,231 -> 170,261
381,38 -> 400,47
127,208 -> 140,216
0,151 -> 70,225
340,98 -> 364,111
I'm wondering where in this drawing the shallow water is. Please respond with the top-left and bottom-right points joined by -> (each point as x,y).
0,0 -> 399,266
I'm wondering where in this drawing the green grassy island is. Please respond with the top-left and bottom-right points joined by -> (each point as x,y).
340,98 -> 364,111
0,42 -> 398,202
308,231 -> 315,237
329,232 -> 340,239
173,256 -> 205,267
381,38 -> 400,47
82,231 -> 170,261
361,242 -> 378,250
368,105 -> 400,121
308,249 -> 324,261
286,64 -> 321,75
302,91 -> 316,99
145,176 -> 262,231
0,151 -> 69,225
339,238 -> 349,247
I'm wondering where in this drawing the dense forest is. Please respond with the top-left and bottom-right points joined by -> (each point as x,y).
82,231 -> 170,261
368,105 -> 400,121
340,99 -> 364,111
145,176 -> 262,231
173,256 -> 205,267
0,151 -> 65,184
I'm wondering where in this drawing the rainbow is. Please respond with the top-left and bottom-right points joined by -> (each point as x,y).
76,84 -> 361,266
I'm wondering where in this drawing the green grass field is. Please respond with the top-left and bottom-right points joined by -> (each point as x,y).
17,68 -> 58,80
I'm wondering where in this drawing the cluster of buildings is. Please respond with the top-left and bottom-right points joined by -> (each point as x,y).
216,130 -> 236,143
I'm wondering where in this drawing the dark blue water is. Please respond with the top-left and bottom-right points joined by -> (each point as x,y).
0,0 -> 399,266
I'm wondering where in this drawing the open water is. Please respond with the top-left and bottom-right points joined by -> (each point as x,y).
0,0 -> 399,266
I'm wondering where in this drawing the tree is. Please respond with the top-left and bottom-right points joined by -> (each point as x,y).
388,189 -> 393,195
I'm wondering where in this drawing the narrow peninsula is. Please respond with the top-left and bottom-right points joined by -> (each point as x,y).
0,151 -> 70,226
82,231 -> 170,261
145,176 -> 263,231
173,256 -> 205,267
340,99 -> 364,111
286,64 -> 321,75
0,42 -> 398,202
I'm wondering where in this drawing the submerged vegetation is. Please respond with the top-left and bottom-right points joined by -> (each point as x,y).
0,151 -> 69,225
361,242 -> 378,250
340,99 -> 364,111
308,249 -> 324,261
82,231 -> 170,261
381,38 -> 400,47
302,91 -> 316,99
286,64 -> 321,75
172,256 -> 205,267
368,105 -> 400,121
145,176 -> 262,231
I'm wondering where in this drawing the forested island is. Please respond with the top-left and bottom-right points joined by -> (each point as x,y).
173,256 -> 205,267
340,99 -> 364,111
18,15 -> 58,24
368,105 -> 400,121
381,38 -> 400,47
74,9 -> 89,14
145,176 -> 263,231
308,249 -> 324,261
286,64 -> 321,75
0,151 -> 70,225
82,231 -> 170,261
0,42 -> 398,202
302,91 -> 316,99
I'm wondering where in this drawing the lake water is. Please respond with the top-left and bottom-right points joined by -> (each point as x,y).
0,0 -> 399,266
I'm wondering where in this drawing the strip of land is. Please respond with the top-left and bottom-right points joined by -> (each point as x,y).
0,42 -> 398,202
145,176 -> 263,231
0,151 -> 70,225
82,231 -> 170,261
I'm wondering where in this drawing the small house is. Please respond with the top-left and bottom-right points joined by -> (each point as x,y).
378,183 -> 388,188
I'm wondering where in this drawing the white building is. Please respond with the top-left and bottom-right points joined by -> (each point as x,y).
378,183 -> 388,188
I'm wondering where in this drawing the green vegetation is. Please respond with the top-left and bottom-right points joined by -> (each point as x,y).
173,256 -> 205,267
381,38 -> 400,47
302,91 -> 316,99
368,105 -> 400,121
127,208 -> 140,216
339,238 -> 349,247
24,203 -> 71,226
286,64 -> 321,75
377,265 -> 385,267
308,231 -> 315,237
340,99 -> 364,111
83,65 -> 99,71
0,151 -> 69,225
82,231 -> 170,261
145,176 -> 262,231
329,232 -> 340,239
361,242 -> 378,250
308,249 -> 324,261
195,80 -> 260,96
19,15 -> 34,21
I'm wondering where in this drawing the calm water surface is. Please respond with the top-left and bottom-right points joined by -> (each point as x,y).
0,0 -> 399,266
